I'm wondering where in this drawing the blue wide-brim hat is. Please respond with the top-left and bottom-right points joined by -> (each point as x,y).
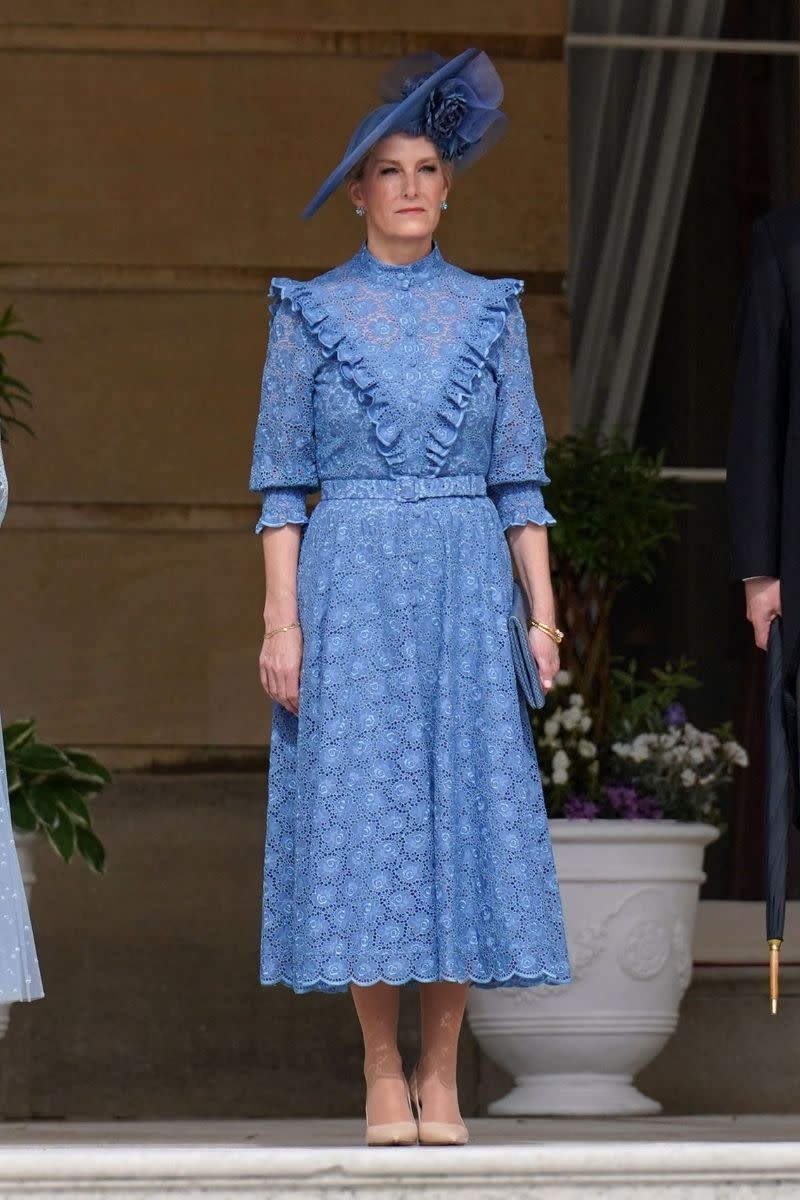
303,48 -> 508,220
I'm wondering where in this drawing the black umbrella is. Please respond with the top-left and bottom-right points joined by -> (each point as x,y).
765,616 -> 791,1014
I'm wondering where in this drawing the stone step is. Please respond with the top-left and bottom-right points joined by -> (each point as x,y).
0,1118 -> 799,1198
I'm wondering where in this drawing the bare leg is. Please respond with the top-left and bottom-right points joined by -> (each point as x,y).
350,982 -> 410,1125
416,980 -> 470,1123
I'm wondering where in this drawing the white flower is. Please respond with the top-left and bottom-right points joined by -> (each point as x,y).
544,718 -> 560,738
630,735 -> 653,764
555,669 -> 572,687
723,740 -> 749,768
578,739 -> 597,760
553,749 -> 570,771
552,767 -> 569,785
681,768 -> 697,787
688,747 -> 706,765
561,707 -> 582,732
569,694 -> 585,709
580,714 -> 592,733
612,741 -> 632,759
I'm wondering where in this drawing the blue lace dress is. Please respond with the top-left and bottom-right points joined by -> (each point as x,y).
250,241 -> 570,994
0,443 -> 44,1002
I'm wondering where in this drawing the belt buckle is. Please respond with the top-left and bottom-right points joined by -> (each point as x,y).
399,476 -> 419,501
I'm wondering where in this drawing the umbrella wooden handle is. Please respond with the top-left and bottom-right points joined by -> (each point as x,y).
769,938 -> 782,1014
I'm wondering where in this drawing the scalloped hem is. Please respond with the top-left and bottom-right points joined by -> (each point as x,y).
501,513 -> 557,531
259,968 -> 572,996
255,516 -> 310,533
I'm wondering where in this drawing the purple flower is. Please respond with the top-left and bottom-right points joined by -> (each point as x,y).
664,703 -> 687,728
564,793 -> 600,820
603,785 -> 663,821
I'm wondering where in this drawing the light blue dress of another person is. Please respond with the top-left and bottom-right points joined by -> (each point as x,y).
250,241 -> 571,995
0,442 -> 44,1002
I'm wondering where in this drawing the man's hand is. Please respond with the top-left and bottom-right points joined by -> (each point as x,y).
744,576 -> 781,650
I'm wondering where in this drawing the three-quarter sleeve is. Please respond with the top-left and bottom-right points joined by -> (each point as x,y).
249,292 -> 319,532
486,297 -> 555,530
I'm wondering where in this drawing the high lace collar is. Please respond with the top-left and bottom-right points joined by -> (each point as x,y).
353,240 -> 444,286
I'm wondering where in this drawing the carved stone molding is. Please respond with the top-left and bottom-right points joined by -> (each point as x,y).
3,501 -> 258,534
0,264 -> 566,296
619,919 -> 672,981
0,26 -> 563,60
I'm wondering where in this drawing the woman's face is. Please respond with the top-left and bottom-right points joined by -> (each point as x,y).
348,134 -> 449,245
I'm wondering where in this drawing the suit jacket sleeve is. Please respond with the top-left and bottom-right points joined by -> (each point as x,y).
727,216 -> 789,580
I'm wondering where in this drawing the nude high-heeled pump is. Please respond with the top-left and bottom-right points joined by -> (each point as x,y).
409,1066 -> 469,1146
365,1074 -> 418,1146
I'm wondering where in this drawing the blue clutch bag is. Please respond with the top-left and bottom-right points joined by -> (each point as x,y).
508,579 -> 547,709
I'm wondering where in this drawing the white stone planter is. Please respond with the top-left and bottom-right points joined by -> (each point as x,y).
467,819 -> 719,1116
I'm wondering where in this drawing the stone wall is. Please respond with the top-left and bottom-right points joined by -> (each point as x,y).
0,2 -> 570,762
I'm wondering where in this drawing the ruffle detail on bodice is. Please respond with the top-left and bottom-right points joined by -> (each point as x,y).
425,278 -> 524,473
270,278 -> 406,472
424,277 -> 525,472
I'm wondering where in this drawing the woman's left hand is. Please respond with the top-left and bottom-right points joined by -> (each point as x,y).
528,627 -> 560,692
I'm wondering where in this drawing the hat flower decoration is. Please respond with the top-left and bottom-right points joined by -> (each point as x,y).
303,49 -> 508,219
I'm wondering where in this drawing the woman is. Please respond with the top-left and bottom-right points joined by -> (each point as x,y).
0,439 -> 44,1004
250,49 -> 570,1146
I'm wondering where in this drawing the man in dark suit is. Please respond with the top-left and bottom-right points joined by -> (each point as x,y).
728,206 -> 800,776
734,207 -> 800,662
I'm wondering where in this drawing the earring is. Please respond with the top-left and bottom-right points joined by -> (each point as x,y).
440,201 -> 448,211
355,206 -> 365,217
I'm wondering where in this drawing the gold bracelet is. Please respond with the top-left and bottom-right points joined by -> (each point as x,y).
528,617 -> 565,645
263,621 -> 301,640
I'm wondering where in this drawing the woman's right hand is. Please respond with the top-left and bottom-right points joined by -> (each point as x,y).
259,624 -> 304,716
744,576 -> 781,651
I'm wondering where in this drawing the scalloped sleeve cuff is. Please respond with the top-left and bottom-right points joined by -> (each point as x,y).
488,482 -> 556,531
255,487 -> 310,532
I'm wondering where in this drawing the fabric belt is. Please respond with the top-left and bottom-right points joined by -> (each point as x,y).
320,474 -> 487,502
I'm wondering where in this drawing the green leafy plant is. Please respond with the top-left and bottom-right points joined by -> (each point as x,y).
3,720 -> 109,871
0,305 -> 39,443
609,657 -> 702,738
545,428 -> 688,740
